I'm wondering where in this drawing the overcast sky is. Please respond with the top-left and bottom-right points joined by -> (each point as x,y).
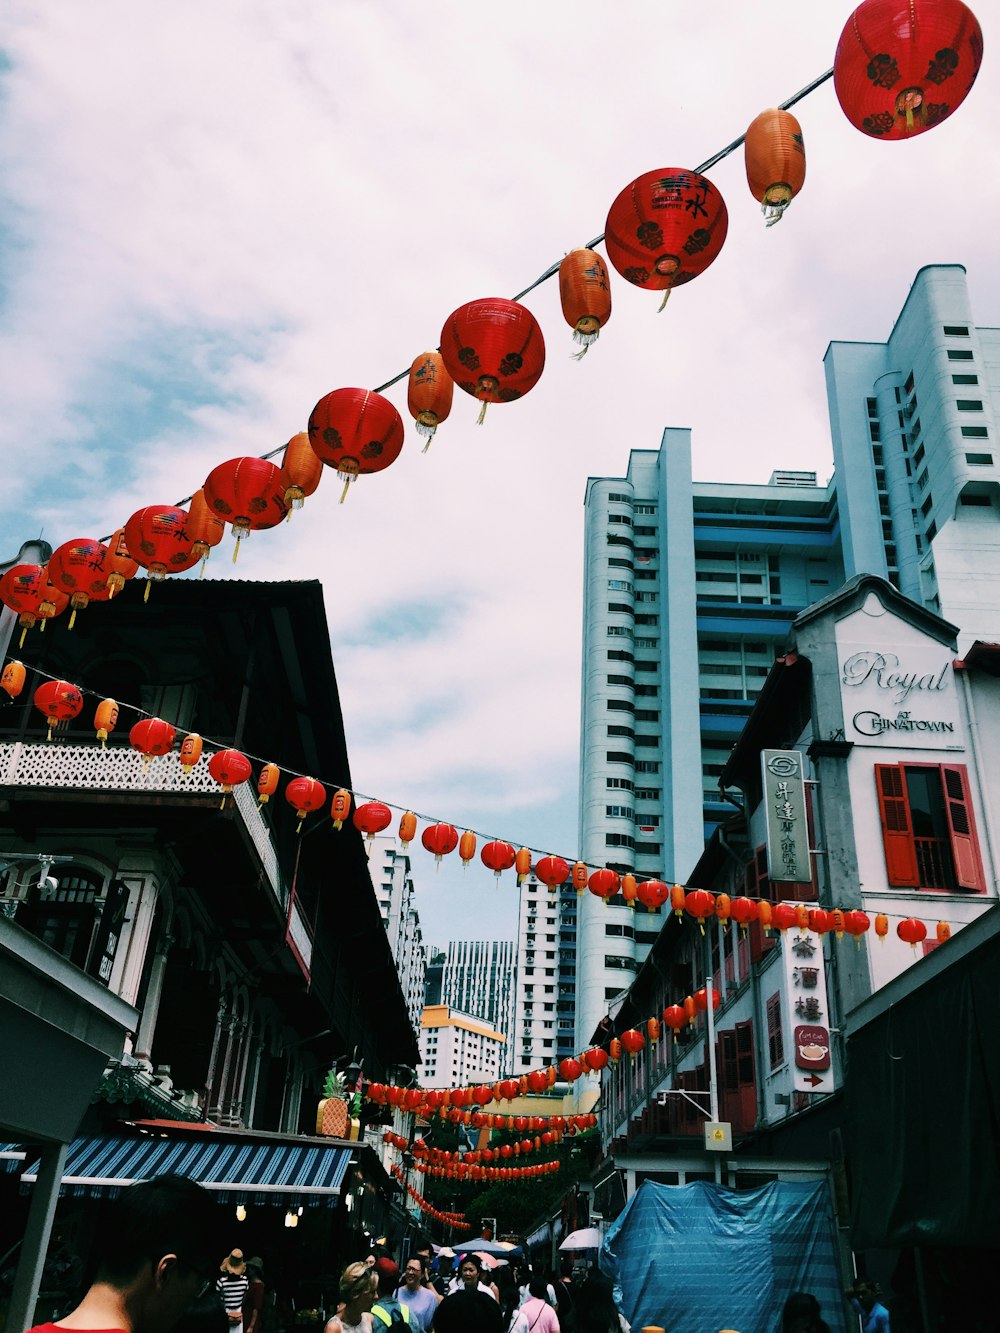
1,2 -> 996,946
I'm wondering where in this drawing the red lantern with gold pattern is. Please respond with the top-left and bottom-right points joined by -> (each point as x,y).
47,539 -> 109,629
481,840 -> 516,877
605,168 -> 728,305
637,878 -> 669,910
123,506 -> 200,597
685,888 -> 716,933
33,679 -> 83,740
308,387 -> 405,502
129,717 -> 177,766
422,822 -> 459,865
354,801 -> 392,842
834,0 -> 983,140
808,908 -> 833,935
620,1028 -> 645,1056
280,431 -> 324,512
588,867 -> 620,902
440,299 -> 546,424
527,1068 -> 548,1094
535,855 -> 570,892
285,775 -> 326,830
407,351 -> 454,450
208,748 -> 252,803
559,248 -> 612,356
0,566 -> 69,642
203,457 -> 287,560
897,917 -> 927,949
744,108 -> 806,225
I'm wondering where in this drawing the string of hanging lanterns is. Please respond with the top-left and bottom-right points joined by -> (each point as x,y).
388,1167 -> 474,1226
0,0 -> 983,635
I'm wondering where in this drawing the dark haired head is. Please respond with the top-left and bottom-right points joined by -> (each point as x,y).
528,1277 -> 549,1300
94,1174 -> 219,1286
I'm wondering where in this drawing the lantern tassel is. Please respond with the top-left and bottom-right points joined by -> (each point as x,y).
658,289 -> 671,313
199,558 -> 207,579
477,401 -> 489,426
144,578 -> 152,604
763,203 -> 787,227
39,620 -> 47,633
68,608 -> 77,631
232,538 -> 241,565
340,477 -> 351,504
19,628 -> 27,648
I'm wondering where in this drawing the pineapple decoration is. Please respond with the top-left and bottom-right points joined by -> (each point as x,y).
316,1062 -> 362,1140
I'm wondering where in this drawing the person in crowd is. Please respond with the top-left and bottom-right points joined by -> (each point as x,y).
446,1256 -> 498,1302
25,1174 -> 220,1333
432,1267 -> 504,1333
217,1252 -> 248,1333
325,1262 -> 377,1333
394,1258 -> 437,1331
553,1262 -> 577,1332
781,1291 -> 828,1333
509,1277 -> 560,1333
847,1280 -> 890,1333
493,1262 -> 518,1323
573,1271 -> 624,1333
370,1259 -> 409,1328
428,1254 -> 452,1300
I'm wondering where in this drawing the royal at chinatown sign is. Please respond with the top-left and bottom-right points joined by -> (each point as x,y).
838,648 -> 963,750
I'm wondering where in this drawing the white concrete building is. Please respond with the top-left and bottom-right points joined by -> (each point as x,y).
441,939 -> 515,1073
511,874 -> 578,1074
366,835 -> 427,1036
418,1003 -> 505,1089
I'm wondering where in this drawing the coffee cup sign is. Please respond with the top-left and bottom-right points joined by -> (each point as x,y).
794,1024 -> 831,1072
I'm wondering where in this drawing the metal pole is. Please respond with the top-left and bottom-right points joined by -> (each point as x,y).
6,1142 -> 68,1333
704,933 -> 722,1185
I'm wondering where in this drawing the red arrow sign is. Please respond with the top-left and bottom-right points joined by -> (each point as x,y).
803,1074 -> 824,1087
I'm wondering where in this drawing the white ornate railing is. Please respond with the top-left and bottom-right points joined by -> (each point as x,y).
0,741 -> 286,907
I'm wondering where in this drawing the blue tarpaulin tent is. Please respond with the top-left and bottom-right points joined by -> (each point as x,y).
600,1179 -> 845,1333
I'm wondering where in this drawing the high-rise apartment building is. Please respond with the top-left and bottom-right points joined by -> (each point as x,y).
418,1004 -> 506,1090
511,875 -> 578,1074
441,939 -> 516,1074
367,835 -> 427,1037
575,264 -> 1000,1050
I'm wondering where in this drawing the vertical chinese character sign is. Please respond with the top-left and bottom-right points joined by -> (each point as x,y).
761,749 -> 811,884
780,927 -> 838,1094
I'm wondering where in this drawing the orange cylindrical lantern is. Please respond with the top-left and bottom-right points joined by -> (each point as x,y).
422,822 -> 459,864
936,921 -> 951,944
795,904 -> 810,930
571,861 -> 589,895
354,800 -> 392,841
280,431 -> 324,511
178,732 -> 203,773
481,840 -> 516,877
621,873 -> 638,907
129,717 -> 176,766
536,855 -> 570,891
285,775 -> 326,829
96,528 -> 139,597
407,351 -> 454,449
605,168 -> 728,303
715,893 -> 732,929
647,1017 -> 660,1043
440,299 -> 546,423
33,680 -> 84,740
459,830 -> 478,867
744,108 -> 806,225
588,868 -> 620,902
257,762 -> 280,805
308,387 -> 405,501
47,538 -> 109,629
685,888 -> 716,934
558,248 -> 612,356
875,912 -> 889,941
684,995 -> 697,1027
208,748 -> 252,802
203,457 -> 287,559
515,846 -> 532,884
399,810 -> 417,848
2,660 -> 26,700
897,917 -> 928,950
834,0 -> 984,140
330,788 -> 352,830
758,901 -> 773,934
670,883 -> 686,918
609,1037 -> 621,1064
830,908 -> 846,940
187,489 -> 227,572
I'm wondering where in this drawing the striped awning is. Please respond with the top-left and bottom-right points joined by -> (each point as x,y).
3,1134 -> 352,1208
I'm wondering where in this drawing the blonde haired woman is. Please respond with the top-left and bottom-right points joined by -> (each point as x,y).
325,1263 -> 377,1333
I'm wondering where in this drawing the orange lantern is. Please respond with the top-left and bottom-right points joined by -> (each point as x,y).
257,762 -> 280,805
399,810 -> 417,848
47,538 -> 109,629
422,822 -> 459,865
663,1005 -> 686,1036
609,1037 -> 621,1064
440,298 -> 546,424
621,873 -> 638,907
203,457 -> 288,560
187,490 -> 227,574
875,913 -> 889,941
605,168 -> 728,308
536,855 -> 570,892
285,775 -> 326,829
795,904 -> 810,930
897,917 -> 927,950
330,788 -> 352,830
32,680 -> 83,740
731,896 -> 758,932
481,840 -> 516,877
354,800 -> 392,842
178,732 -> 203,774
772,904 -> 798,934
936,921 -> 951,944
407,351 -> 454,450
571,861 -> 589,895
97,528 -> 139,597
1,661 -> 26,700
744,108 -> 806,225
620,1029 -> 645,1056
588,868 -> 620,902
647,1017 -> 660,1042
129,717 -> 176,767
558,248 -> 612,357
459,830 -> 478,867
715,893 -> 732,929
308,387 -> 405,502
208,748 -> 252,804
685,888 -> 716,934
123,505 -> 200,599
830,908 -> 846,940
280,431 -> 324,512
515,846 -> 532,884
670,883 -> 686,918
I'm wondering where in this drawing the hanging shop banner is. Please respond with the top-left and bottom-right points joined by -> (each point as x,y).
761,750 -> 811,884
780,926 -> 838,1096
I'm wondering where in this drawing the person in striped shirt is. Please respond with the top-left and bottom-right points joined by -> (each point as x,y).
217,1252 -> 250,1333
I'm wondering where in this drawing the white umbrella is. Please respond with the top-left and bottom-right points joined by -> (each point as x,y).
558,1227 -> 601,1251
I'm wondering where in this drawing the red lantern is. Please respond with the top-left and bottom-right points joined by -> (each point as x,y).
407,351 -> 454,450
481,840 -> 516,877
897,917 -> 927,949
399,810 -> 417,848
500,1077 -> 520,1100
47,538 -> 110,628
588,868 -> 620,902
808,908 -> 833,935
637,878 -> 669,910
129,717 -> 177,766
744,108 -> 806,225
257,762 -> 280,805
875,912 -> 889,941
621,874 -> 638,907
605,168 -> 728,306
285,775 -> 326,829
440,298 -> 546,423
536,855 -> 570,891
179,732 -> 203,774
354,800 -> 392,842
559,248 -> 612,356
620,1029 -> 645,1056
203,457 -> 287,559
330,788 -> 352,830
308,387 -> 405,502
663,1005 -> 686,1036
33,679 -> 83,740
558,1058 -> 583,1082
186,489 -> 227,574
1,661 -> 26,700
844,910 -> 871,945
772,903 -> 798,934
695,987 -> 721,1012
123,505 -> 200,597
280,431 -> 324,512
208,748 -> 252,803
685,888 -> 716,934
527,1068 -> 547,1094
730,896 -> 758,932
834,0 -> 983,140
582,1047 -> 609,1073
459,830 -> 478,867
422,822 -> 459,865
97,528 -> 139,596
0,564 -> 67,641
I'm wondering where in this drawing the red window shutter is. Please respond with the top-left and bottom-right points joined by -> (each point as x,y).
737,928 -> 750,981
766,993 -> 783,1069
940,764 -> 986,892
875,764 -> 920,887
736,1020 -> 757,1133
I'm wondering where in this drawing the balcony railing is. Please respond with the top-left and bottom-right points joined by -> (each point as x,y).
915,836 -> 956,890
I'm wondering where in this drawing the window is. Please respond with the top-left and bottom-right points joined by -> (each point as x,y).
635,760 -> 660,773
608,602 -> 632,615
961,426 -> 988,438
634,841 -> 661,855
966,453 -> 993,465
607,725 -> 634,739
635,637 -> 658,649
635,503 -> 656,514
635,684 -> 658,697
957,400 -> 983,411
766,994 -> 784,1069
607,673 -> 632,687
608,513 -> 633,525
606,750 -> 633,764
635,708 -> 660,722
718,1021 -> 757,1134
604,923 -> 634,938
943,325 -> 969,336
606,833 -> 635,849
635,614 -> 659,626
921,494 -> 934,516
960,494 -> 992,507
607,579 -> 632,591
947,349 -> 974,361
634,787 -> 660,800
608,649 -> 634,662
866,396 -> 878,416
607,491 -> 630,503
912,442 -> 925,466
917,467 -> 929,490
604,955 -> 638,971
605,804 -> 634,819
634,735 -> 659,747
607,626 -> 632,638
607,776 -> 634,790
875,763 -> 986,891
607,698 -> 634,712
634,525 -> 656,537
952,374 -> 978,385
903,373 -> 914,395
